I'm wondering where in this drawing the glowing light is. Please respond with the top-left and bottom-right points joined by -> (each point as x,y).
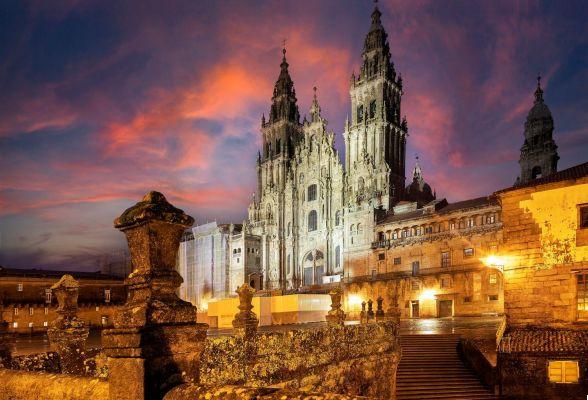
420,289 -> 436,301
482,255 -> 508,271
347,294 -> 364,307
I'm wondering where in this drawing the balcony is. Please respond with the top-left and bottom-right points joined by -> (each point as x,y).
371,222 -> 503,249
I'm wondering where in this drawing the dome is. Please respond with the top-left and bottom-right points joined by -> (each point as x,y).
526,78 -> 553,122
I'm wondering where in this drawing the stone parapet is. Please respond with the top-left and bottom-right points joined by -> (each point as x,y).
199,322 -> 399,398
164,384 -> 371,399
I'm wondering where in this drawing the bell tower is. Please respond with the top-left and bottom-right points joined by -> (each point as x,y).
344,2 -> 407,209
517,76 -> 559,185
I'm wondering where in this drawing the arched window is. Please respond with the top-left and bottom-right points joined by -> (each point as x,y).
369,100 -> 377,118
287,222 -> 291,236
357,223 -> 363,233
308,184 -> 317,201
276,138 -> 281,154
378,231 -> 385,241
335,246 -> 341,269
287,254 -> 291,275
357,105 -> 364,123
308,210 -> 318,232
335,211 -> 341,226
392,230 -> 398,240
350,224 -> 355,234
532,166 -> 542,179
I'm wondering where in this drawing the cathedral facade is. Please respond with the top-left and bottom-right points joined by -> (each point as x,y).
231,5 -> 407,291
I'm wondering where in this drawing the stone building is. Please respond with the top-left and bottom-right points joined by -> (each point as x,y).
232,4 -> 405,292
0,267 -> 124,333
177,222 -> 232,309
347,191 -> 503,319
496,161 -> 588,399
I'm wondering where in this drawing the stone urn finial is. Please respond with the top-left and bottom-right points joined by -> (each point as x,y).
112,191 -> 197,327
51,274 -> 80,320
360,301 -> 367,324
232,284 -> 258,337
367,299 -> 375,321
375,296 -> 385,320
326,287 -> 346,326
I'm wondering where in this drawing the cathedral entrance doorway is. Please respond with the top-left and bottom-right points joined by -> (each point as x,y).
303,250 -> 325,286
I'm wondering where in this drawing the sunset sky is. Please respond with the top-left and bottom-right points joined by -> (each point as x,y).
1,0 -> 587,271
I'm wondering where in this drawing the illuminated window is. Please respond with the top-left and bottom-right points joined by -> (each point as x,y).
14,308 -> 18,316
489,273 -> 498,285
28,322 -> 33,328
45,289 -> 52,304
578,274 -> 588,319
96,306 -> 100,312
43,321 -> 48,327
486,214 -> 496,224
441,251 -> 450,268
392,231 -> 398,240
13,322 -> 18,329
44,307 -> 49,315
17,283 -> 23,292
307,184 -> 317,201
464,248 -> 474,258
104,289 -> 111,303
580,205 -> 588,228
450,222 -> 456,230
548,360 -> 579,383
29,307 -> 33,316
308,210 -> 317,232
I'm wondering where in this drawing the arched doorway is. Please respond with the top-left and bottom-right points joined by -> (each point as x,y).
303,250 -> 325,286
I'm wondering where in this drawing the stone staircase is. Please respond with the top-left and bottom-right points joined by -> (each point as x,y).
397,334 -> 499,400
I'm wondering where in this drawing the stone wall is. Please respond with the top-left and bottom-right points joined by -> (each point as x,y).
0,369 -> 108,400
498,178 -> 588,325
165,384 -> 370,399
199,322 -> 399,399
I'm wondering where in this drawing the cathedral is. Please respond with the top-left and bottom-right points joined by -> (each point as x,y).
229,4 -> 413,291
178,3 -> 562,307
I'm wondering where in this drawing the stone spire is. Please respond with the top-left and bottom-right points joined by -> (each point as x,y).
309,86 -> 323,123
269,46 -> 300,124
361,0 -> 394,81
517,75 -> 559,185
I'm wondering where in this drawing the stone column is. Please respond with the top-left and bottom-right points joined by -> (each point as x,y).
375,296 -> 385,321
325,287 -> 346,326
0,320 -> 15,368
232,284 -> 259,338
102,191 -> 208,400
367,299 -> 375,321
47,275 -> 90,375
360,301 -> 367,324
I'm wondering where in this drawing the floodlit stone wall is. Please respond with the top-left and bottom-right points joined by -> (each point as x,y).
0,369 -> 108,400
198,322 -> 399,399
498,177 -> 588,324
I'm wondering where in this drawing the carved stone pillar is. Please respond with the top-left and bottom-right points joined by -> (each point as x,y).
367,299 -> 375,321
102,191 -> 208,400
360,301 -> 367,324
375,296 -> 385,321
232,284 -> 259,338
47,275 -> 90,375
325,287 -> 346,326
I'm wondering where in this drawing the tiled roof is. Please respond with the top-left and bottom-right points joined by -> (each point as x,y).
497,161 -> 588,194
377,196 -> 497,225
0,267 -> 123,281
501,328 -> 588,354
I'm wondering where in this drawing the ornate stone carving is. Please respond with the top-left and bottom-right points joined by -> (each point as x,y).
367,299 -> 375,321
47,274 -> 89,375
375,296 -> 385,320
232,284 -> 259,337
103,191 -> 208,400
325,287 -> 346,326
